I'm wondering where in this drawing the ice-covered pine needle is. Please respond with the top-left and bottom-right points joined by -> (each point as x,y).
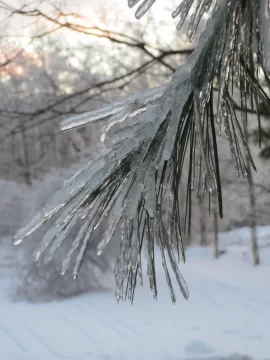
14,0 -> 270,302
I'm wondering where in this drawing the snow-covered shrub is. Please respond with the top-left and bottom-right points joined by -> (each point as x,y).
0,180 -> 32,239
14,169 -> 119,302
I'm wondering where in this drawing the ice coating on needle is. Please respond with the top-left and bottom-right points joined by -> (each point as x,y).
61,84 -> 167,132
127,0 -> 216,31
135,0 -> 157,19
14,0 -> 270,302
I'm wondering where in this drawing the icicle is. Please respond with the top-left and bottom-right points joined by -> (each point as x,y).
143,165 -> 157,218
173,0 -> 215,32
146,217 -> 157,298
96,205 -> 125,257
163,230 -> 189,300
128,0 -> 140,8
215,5 -> 238,137
114,218 -> 127,301
73,224 -> 95,279
125,174 -> 144,219
60,194 -> 105,275
61,84 -> 166,131
193,90 -> 217,192
101,105 -> 147,146
135,0 -> 156,19
61,104 -> 126,131
61,215 -> 92,275
160,240 -> 176,303
173,0 -> 193,23
130,213 -> 140,273
45,211 -> 79,264
188,0 -> 213,41
33,190 -> 90,261
14,153 -> 118,245
167,189 -> 175,241
161,69 -> 192,161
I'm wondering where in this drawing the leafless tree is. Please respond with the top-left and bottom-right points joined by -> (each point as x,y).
0,0 -> 194,183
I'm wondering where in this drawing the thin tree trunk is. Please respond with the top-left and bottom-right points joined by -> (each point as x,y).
243,121 -> 260,265
246,161 -> 260,265
213,196 -> 219,259
19,116 -> 32,186
199,198 -> 207,246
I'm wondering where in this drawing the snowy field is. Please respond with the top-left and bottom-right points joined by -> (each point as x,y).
0,228 -> 270,360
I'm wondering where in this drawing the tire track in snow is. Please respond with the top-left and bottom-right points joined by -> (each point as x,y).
214,280 -> 270,311
192,285 -> 225,309
199,278 -> 270,321
89,303 -> 171,358
199,279 -> 258,314
194,278 -> 267,339
74,302 -> 170,358
73,303 -> 139,349
60,315 -> 111,360
190,266 -> 270,309
16,318 -> 95,360
0,322 -> 28,354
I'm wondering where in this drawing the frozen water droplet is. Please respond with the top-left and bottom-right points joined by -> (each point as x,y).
97,249 -> 103,257
14,237 -> 23,246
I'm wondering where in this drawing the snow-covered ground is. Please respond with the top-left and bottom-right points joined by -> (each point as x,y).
1,228 -> 270,360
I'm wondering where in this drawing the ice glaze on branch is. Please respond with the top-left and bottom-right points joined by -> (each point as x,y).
14,0 -> 270,302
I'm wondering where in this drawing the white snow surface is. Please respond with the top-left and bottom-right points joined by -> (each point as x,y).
1,227 -> 270,360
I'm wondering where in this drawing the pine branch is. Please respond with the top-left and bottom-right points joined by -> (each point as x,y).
14,0 -> 270,302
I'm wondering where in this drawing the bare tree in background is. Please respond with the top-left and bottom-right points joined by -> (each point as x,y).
213,195 -> 219,259
199,198 -> 207,246
243,122 -> 260,265
0,0 -> 194,183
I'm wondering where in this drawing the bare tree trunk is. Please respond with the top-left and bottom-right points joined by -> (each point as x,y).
243,121 -> 260,265
213,196 -> 219,259
199,198 -> 207,246
246,162 -> 260,265
19,118 -> 32,186
183,232 -> 191,250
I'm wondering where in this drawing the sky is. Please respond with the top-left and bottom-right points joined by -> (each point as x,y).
1,0 -> 186,47
0,0 -> 202,86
